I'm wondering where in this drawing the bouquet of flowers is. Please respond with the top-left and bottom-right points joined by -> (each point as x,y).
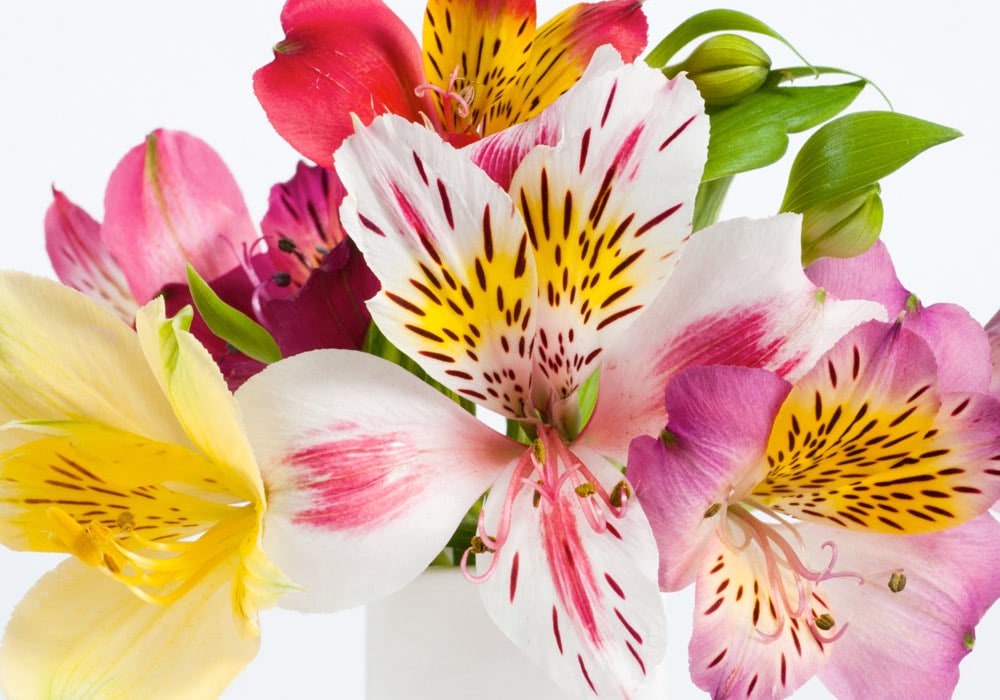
1,1 -> 998,698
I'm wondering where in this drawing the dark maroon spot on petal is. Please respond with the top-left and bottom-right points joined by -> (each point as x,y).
633,203 -> 682,237
658,114 -> 697,151
604,573 -> 625,599
552,606 -> 564,654
626,640 -> 646,675
615,608 -> 643,644
600,81 -> 618,128
412,151 -> 428,185
358,214 -> 386,237
509,551 -> 520,603
704,597 -> 724,615
707,648 -> 727,669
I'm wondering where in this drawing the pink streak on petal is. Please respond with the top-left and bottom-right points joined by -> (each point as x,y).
102,129 -> 258,303
284,428 -> 423,532
541,491 -> 602,647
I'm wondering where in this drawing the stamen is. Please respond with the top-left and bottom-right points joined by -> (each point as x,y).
703,503 -> 722,518
888,571 -> 907,592
414,67 -> 472,131
575,482 -> 597,497
814,613 -> 835,631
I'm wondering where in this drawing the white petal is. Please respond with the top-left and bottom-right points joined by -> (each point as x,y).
237,349 -> 522,611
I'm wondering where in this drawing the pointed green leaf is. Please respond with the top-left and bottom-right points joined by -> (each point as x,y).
185,264 -> 281,364
646,9 -> 811,70
781,112 -> 961,213
704,81 -> 865,181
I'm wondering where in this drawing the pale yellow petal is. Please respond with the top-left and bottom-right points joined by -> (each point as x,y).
0,558 -> 258,699
135,299 -> 264,501
0,272 -> 186,452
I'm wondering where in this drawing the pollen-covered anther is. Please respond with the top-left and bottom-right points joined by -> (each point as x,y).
703,502 -> 722,518
276,237 -> 297,253
470,535 -> 496,554
609,481 -> 631,509
575,482 -> 597,498
531,438 -> 546,465
888,571 -> 907,593
814,613 -> 836,631
116,511 -> 136,533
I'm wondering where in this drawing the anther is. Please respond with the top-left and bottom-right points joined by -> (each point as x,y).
272,271 -> 292,287
660,429 -> 677,446
888,571 -> 907,593
470,536 -> 495,554
814,613 -> 836,631
704,503 -> 722,518
277,237 -> 297,253
575,482 -> 597,498
610,481 -> 631,508
531,438 -> 546,464
116,511 -> 135,533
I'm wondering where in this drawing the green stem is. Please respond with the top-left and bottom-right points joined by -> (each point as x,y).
693,175 -> 733,231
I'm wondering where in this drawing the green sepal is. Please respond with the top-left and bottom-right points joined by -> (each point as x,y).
184,264 -> 281,364
781,112 -> 961,213
704,81 -> 865,182
645,9 -> 811,70
362,323 -> 475,415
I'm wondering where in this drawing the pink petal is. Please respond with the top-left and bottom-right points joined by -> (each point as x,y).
261,161 -> 349,289
101,129 -> 259,304
582,215 -> 884,462
808,515 -> 1000,698
987,309 -> 1000,399
752,320 -> 1000,532
805,240 -> 909,315
689,533 -> 833,699
476,450 -> 664,698
253,0 -> 435,168
627,366 -> 790,590
236,349 -> 521,611
43,187 -> 137,323
336,114 -> 538,418
808,240 -> 992,394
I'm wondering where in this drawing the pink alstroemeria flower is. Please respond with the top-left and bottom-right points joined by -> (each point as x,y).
629,319 -> 1000,699
45,130 -> 377,387
232,51 -> 881,697
253,0 -> 647,167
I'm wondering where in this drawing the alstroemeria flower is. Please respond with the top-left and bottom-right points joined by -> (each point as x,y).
629,319 -> 1000,698
988,310 -> 1000,399
253,0 -> 647,167
235,51 -> 881,697
0,273 -> 293,695
46,130 -> 378,387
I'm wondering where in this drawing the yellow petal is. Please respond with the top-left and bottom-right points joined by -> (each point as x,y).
135,299 -> 264,501
0,272 -> 185,453
0,558 -> 259,699
0,422 -> 242,552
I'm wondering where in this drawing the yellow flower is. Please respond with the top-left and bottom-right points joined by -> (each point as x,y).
0,272 -> 295,698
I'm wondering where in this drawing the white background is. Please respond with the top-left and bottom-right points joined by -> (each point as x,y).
1,1 -> 997,697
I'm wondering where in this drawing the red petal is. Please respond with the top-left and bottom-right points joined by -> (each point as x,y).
254,0 -> 436,168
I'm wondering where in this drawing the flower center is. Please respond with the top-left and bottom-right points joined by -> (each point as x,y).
719,503 -> 863,644
415,66 -> 476,135
47,503 -> 257,606
459,424 -> 629,582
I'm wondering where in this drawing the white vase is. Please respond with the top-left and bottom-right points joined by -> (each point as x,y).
365,567 -> 667,699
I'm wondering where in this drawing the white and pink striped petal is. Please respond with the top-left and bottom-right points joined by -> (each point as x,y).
236,350 -> 521,612
337,115 -> 538,418
474,443 -> 664,699
582,215 -> 885,463
507,50 -> 707,408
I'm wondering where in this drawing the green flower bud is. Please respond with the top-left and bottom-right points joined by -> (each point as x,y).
674,34 -> 771,107
800,184 -> 883,265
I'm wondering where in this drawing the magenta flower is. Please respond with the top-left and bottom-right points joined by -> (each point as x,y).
45,130 -> 377,387
629,318 -> 1000,698
234,51 -> 881,697
253,0 -> 648,167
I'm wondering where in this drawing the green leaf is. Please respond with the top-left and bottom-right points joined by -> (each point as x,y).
184,264 -> 281,364
646,9 -> 812,70
781,111 -> 961,213
692,176 -> 733,231
704,81 -> 865,181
